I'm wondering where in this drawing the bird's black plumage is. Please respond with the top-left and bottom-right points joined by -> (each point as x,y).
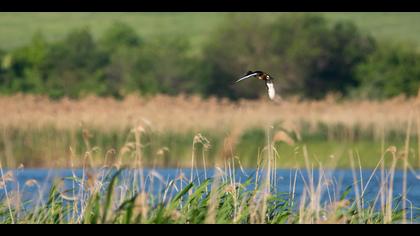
235,70 -> 276,100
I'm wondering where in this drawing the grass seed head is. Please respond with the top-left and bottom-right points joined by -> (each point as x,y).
386,146 -> 397,154
273,130 -> 295,146
1,171 -> 15,183
193,133 -> 211,150
25,179 -> 38,187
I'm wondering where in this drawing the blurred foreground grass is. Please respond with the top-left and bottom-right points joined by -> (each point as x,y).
1,124 -> 418,169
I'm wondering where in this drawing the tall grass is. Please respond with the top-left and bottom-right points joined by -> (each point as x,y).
0,126 -> 415,224
1,94 -> 420,168
0,94 -> 420,223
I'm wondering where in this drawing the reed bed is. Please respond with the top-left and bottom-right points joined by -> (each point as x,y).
1,94 -> 420,168
0,128 -> 417,224
0,93 -> 419,135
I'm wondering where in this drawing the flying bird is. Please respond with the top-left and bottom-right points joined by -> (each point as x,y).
234,71 -> 276,100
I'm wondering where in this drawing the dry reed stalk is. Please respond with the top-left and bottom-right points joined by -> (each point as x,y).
385,146 -> 398,224
302,144 -> 319,220
349,150 -> 363,223
233,194 -> 248,224
133,125 -> 148,219
298,188 -> 308,223
356,152 -> 365,215
1,128 -> 13,168
204,175 -> 221,224
218,128 -> 241,167
0,160 -> 15,224
289,168 -> 298,210
380,123 -> 386,218
259,126 -> 275,224
417,113 -> 420,170
402,110 -> 413,224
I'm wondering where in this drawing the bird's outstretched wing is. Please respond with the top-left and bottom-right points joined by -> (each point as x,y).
234,72 -> 258,83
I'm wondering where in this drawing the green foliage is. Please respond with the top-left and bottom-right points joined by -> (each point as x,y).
353,42 -> 420,99
0,14 -> 418,100
96,22 -> 143,98
273,14 -> 375,98
100,21 -> 142,52
200,13 -> 376,100
43,28 -> 109,99
199,14 -> 274,99
134,37 -> 197,95
1,32 -> 48,94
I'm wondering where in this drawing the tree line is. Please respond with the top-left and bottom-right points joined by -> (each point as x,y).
1,13 -> 419,100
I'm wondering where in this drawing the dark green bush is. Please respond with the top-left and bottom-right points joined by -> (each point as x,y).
134,36 -> 198,95
353,42 -> 420,99
42,28 -> 109,98
199,13 -> 376,100
0,15 -> 418,100
100,21 -> 142,52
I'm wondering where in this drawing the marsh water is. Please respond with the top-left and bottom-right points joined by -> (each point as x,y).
2,168 -> 420,219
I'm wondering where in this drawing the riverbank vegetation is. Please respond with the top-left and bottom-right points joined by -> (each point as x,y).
1,94 -> 420,169
1,13 -> 420,100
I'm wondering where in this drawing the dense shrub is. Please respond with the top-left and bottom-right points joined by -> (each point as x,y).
97,23 -> 144,98
353,42 -> 420,99
200,13 -> 376,100
134,37 -> 197,95
199,14 -> 274,99
270,14 -> 376,99
100,21 -> 142,52
0,14 -> 418,100
1,32 -> 48,94
42,28 -> 109,98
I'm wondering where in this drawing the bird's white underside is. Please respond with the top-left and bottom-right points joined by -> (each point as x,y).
266,82 -> 275,100
235,72 -> 276,100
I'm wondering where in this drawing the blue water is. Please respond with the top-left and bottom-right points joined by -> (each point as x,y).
2,168 -> 420,218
